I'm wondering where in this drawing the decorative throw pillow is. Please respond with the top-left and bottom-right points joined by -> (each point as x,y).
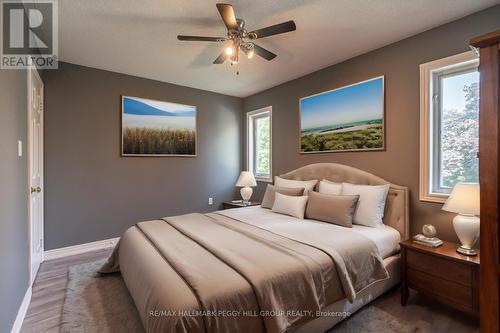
274,176 -> 318,193
272,193 -> 309,219
318,179 -> 343,195
305,191 -> 359,227
261,185 -> 305,209
341,183 -> 390,227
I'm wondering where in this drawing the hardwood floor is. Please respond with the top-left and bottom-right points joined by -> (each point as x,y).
21,250 -> 479,333
20,249 -> 112,333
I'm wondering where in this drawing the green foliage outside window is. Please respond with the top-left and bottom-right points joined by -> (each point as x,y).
255,116 -> 270,177
441,82 -> 479,188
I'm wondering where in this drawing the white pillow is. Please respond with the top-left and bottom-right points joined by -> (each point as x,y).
341,183 -> 390,227
272,192 -> 309,219
318,180 -> 342,195
275,176 -> 318,193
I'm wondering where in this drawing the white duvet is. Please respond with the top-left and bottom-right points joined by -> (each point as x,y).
219,206 -> 400,259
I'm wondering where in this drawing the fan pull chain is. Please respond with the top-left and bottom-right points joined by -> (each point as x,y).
230,61 -> 240,75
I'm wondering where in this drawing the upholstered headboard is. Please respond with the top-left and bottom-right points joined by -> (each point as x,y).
280,163 -> 410,240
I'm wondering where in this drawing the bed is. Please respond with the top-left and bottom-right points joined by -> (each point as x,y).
100,163 -> 409,333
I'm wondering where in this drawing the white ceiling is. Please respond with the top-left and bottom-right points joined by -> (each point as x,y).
58,0 -> 498,97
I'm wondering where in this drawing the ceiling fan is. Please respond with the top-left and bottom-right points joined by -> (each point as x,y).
177,3 -> 296,65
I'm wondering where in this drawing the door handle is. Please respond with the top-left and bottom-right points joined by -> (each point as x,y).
31,187 -> 42,194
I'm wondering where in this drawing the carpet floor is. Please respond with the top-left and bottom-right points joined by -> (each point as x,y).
61,260 -> 418,333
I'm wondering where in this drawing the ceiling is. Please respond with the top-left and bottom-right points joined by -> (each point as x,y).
58,0 -> 498,97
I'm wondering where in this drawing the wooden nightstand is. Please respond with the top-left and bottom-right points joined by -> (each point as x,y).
400,239 -> 480,316
222,201 -> 261,209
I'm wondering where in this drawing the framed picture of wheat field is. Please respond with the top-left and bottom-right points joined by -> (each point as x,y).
121,96 -> 197,156
299,76 -> 385,153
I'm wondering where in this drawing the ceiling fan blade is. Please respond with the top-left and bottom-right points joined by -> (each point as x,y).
177,35 -> 226,42
216,3 -> 238,31
249,20 -> 296,39
213,51 -> 228,64
253,44 -> 277,61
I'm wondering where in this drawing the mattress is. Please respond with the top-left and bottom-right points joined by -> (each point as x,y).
219,206 -> 401,259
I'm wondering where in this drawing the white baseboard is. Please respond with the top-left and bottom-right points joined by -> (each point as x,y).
10,286 -> 32,333
44,237 -> 119,261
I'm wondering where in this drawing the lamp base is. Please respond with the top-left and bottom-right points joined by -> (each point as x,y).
456,246 -> 478,256
240,186 -> 253,204
452,214 -> 479,257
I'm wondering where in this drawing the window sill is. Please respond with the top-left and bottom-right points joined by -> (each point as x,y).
419,192 -> 449,203
256,177 -> 273,184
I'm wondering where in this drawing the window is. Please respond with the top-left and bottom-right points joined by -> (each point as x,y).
420,51 -> 479,202
247,107 -> 272,181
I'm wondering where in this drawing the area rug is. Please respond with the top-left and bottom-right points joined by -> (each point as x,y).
61,260 -> 418,333
60,260 -> 144,333
331,306 -> 418,333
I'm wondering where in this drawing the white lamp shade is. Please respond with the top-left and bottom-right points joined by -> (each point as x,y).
442,183 -> 480,215
236,171 -> 257,187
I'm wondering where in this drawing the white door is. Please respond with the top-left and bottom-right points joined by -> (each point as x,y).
29,68 -> 44,284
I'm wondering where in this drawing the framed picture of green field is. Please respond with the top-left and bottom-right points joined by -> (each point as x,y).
299,76 -> 385,153
121,96 -> 197,156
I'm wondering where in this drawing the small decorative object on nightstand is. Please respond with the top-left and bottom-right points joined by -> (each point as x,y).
442,183 -> 480,256
400,239 -> 479,316
235,171 -> 257,204
222,201 -> 261,210
412,224 -> 443,247
422,224 -> 437,238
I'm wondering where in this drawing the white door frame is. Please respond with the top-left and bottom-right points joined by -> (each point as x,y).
28,66 -> 44,284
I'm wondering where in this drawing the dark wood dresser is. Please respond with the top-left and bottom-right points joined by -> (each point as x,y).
400,240 -> 480,316
470,29 -> 500,331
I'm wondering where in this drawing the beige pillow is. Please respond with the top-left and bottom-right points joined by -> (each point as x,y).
341,182 -> 390,227
305,191 -> 359,227
272,193 -> 309,219
318,179 -> 342,195
274,176 -> 318,193
261,185 -> 305,209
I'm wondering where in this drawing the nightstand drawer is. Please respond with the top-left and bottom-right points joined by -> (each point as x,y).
407,268 -> 473,308
407,249 -> 472,286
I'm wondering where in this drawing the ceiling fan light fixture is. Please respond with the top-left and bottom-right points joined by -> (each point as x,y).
178,4 -> 295,66
241,44 -> 254,59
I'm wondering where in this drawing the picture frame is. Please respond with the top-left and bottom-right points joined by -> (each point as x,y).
121,96 -> 197,157
299,76 -> 385,154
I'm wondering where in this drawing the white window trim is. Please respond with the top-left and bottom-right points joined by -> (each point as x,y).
247,106 -> 273,182
419,50 -> 479,203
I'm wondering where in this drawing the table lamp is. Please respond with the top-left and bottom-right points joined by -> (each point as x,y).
442,183 -> 480,256
236,171 -> 257,204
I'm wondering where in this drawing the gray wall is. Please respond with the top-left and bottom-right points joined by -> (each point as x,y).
244,5 -> 500,242
43,6 -> 500,249
43,62 -> 243,250
0,70 -> 29,332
